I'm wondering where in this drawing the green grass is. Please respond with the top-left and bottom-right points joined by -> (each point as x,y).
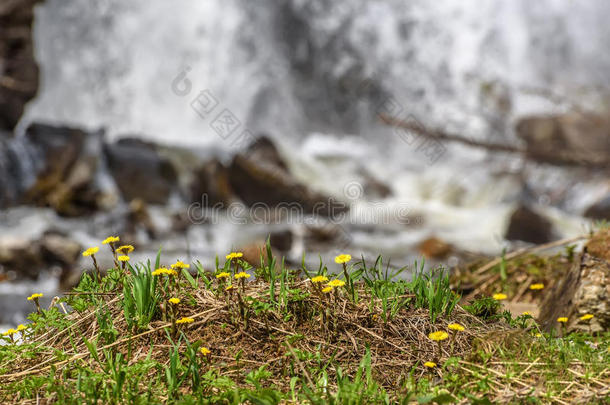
0,242 -> 607,404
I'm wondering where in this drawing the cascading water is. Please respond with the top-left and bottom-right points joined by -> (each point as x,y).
2,1 -> 610,326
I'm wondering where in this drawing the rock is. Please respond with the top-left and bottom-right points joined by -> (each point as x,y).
22,123 -> 106,216
418,236 -> 452,259
538,230 -> 610,333
269,230 -> 293,252
104,138 -> 178,205
244,135 -> 288,171
0,231 -> 81,282
40,231 -> 81,267
358,168 -> 391,200
0,0 -> 43,131
189,158 -> 234,208
228,136 -> 348,217
505,204 -> 553,244
584,194 -> 610,221
0,236 -> 41,279
515,112 -> 610,166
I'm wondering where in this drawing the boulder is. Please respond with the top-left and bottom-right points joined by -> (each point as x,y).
538,230 -> 610,333
515,112 -> 610,166
228,137 -> 348,217
189,158 -> 234,208
505,204 -> 553,244
104,138 -> 178,205
418,236 -> 452,259
0,0 -> 43,131
359,168 -> 391,200
22,123 -> 106,216
584,194 -> 610,221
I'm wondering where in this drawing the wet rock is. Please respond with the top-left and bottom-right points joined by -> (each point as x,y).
104,138 -> 178,205
418,236 -> 452,259
0,231 -> 81,282
539,230 -> 610,333
516,112 -> 610,166
228,136 -> 348,217
269,230 -> 293,252
189,158 -> 234,208
0,0 -> 43,131
359,168 -> 391,200
0,236 -> 41,279
22,123 -> 106,216
584,194 -> 610,221
505,204 -> 553,244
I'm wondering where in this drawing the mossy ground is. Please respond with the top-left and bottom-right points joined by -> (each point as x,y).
0,243 -> 608,404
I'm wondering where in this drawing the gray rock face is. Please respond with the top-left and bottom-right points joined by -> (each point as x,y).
584,194 -> 610,221
104,138 -> 178,205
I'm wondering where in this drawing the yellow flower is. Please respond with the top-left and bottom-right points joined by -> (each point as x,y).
200,347 -> 211,356
311,275 -> 329,283
580,314 -> 594,321
117,245 -> 134,253
535,333 -> 542,338
448,323 -> 465,331
557,317 -> 568,323
82,247 -> 99,257
322,286 -> 334,293
225,285 -> 235,291
327,279 -> 346,288
16,324 -> 27,331
216,272 -> 231,279
117,255 -> 130,262
234,272 -> 251,279
334,254 -> 352,264
152,268 -> 177,277
428,331 -> 449,341
3,329 -> 16,336
102,236 -> 120,244
529,283 -> 544,290
492,293 -> 507,301
168,298 -> 180,305
176,317 -> 194,324
27,293 -> 43,301
226,252 -> 243,260
424,361 -> 437,368
171,260 -> 190,270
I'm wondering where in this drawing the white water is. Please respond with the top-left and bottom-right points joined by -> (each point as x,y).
10,0 -> 610,265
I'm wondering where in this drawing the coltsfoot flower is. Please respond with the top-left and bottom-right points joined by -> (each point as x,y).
529,283 -> 544,290
334,254 -> 352,264
176,317 -> 194,324
171,260 -> 190,270
226,252 -> 243,260
448,323 -> 465,331
424,361 -> 437,368
3,329 -> 16,337
152,268 -> 177,276
82,247 -> 99,257
234,272 -> 251,279
311,275 -> 329,283
579,314 -> 594,321
200,347 -> 211,356
117,244 -> 134,253
216,272 -> 231,279
16,324 -> 27,332
557,317 -> 568,323
327,279 -> 346,288
102,236 -> 120,244
428,331 -> 449,341
117,255 -> 130,262
168,298 -> 180,305
27,293 -> 43,301
492,293 -> 507,301
322,286 -> 334,293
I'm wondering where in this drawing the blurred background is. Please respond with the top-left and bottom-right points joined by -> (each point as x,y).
1,0 -> 609,326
